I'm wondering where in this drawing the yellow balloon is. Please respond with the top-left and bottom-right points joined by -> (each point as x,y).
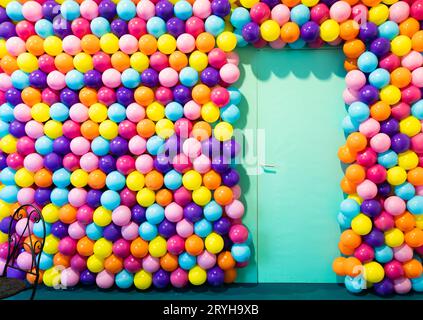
320,19 -> 340,42
260,20 -> 280,42
302,0 -> 319,6
364,262 -> 385,283
0,0 -> 12,9
43,267 -> 61,287
155,118 -> 175,139
16,52 -> 38,73
126,171 -> 145,191
216,31 -> 238,52
416,214 -> 423,229
149,236 -> 167,258
380,85 -> 401,105
15,168 -> 34,188
73,52 -> 93,73
44,234 -> 59,255
205,232 -> 224,254
43,36 -> 63,56
189,50 -> 208,72
157,34 -> 177,55
192,186 -> 212,206
93,207 -> 112,227
89,103 -> 108,122
387,166 -> 407,186
134,270 -> 152,290
100,33 -> 119,54
44,120 -> 63,139
0,230 -> 7,243
351,213 -> 372,235
93,238 -> 113,258
42,204 -> 60,223
146,102 -> 165,121
188,266 -> 207,285
70,169 -> 88,188
130,52 -> 150,72
0,134 -> 17,154
385,228 -> 404,247
182,170 -> 202,191
368,4 -> 389,25
391,35 -> 412,57
214,122 -> 233,141
398,151 -> 419,170
382,0 -> 398,4
0,200 -> 11,219
239,0 -> 259,9
347,194 -> 363,205
201,102 -> 220,123
400,116 -> 421,137
87,255 -> 105,273
99,120 -> 119,140
0,39 -> 8,58
31,103 -> 50,122
137,188 -> 156,207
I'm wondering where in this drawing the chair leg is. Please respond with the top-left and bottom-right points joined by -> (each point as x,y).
30,282 -> 38,300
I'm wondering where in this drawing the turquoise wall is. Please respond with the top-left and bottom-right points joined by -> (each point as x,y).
235,48 -> 347,283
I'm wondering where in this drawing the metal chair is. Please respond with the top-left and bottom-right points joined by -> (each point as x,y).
0,204 -> 45,300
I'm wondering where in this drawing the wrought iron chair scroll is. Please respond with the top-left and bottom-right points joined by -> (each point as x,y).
1,204 -> 46,300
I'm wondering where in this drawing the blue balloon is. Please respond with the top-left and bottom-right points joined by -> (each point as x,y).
35,20 -> 54,38
146,135 -> 165,155
174,0 -> 192,20
91,137 -> 110,156
50,188 -> 69,206
86,223 -> 104,240
100,190 -> 121,210
374,245 -> 393,263
165,102 -> 184,121
39,252 -> 54,270
205,15 -> 225,36
33,221 -> 50,239
146,16 -> 167,38
221,104 -> 240,124
50,103 -> 69,122
178,252 -> 196,270
90,17 -> 111,37
412,276 -> 423,292
121,68 -> 141,88
35,136 -> 53,155
395,182 -> 415,200
378,21 -> 399,40
0,167 -> 16,185
116,270 -> 134,289
52,168 -> 71,188
164,169 -> 182,190
368,68 -> 390,89
61,0 -> 81,21
348,101 -> 370,123
340,198 -> 360,219
108,103 -> 127,123
6,1 -> 24,21
407,196 -> 423,214
146,203 -> 165,224
231,244 -> 251,262
290,4 -> 310,26
139,221 -> 158,241
345,275 -> 364,293
230,7 -> 251,29
0,185 -> 18,203
11,70 -> 29,90
179,67 -> 198,87
342,115 -> 360,135
288,38 -> 306,49
65,70 -> 84,90
337,212 -> 352,230
204,201 -> 223,221
378,150 -> 398,169
194,219 -> 212,237
228,87 -> 242,105
106,171 -> 126,191
117,0 -> 136,20
411,100 -> 423,120
0,120 -> 8,138
357,52 -> 378,73
0,103 -> 14,122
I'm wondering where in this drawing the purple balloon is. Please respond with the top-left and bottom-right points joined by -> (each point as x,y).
103,223 -> 121,242
0,216 -> 14,234
301,21 -> 320,42
201,67 -> 220,87
359,22 -> 378,42
242,22 -> 260,43
86,189 -> 102,208
261,0 -> 280,9
155,0 -> 174,21
34,188 -> 52,206
390,133 -> 410,153
361,199 -> 382,217
0,152 -> 7,170
374,278 -> 394,296
99,155 -> 116,173
183,202 -> 203,222
173,85 -> 191,104
5,88 -> 22,106
378,182 -> 392,198
154,153 -> 172,173
152,268 -> 170,288
53,16 -> 72,37
51,221 -> 69,239
363,229 -> 385,247
214,217 -> 231,235
158,219 -> 176,238
42,1 -> 60,21
222,169 -> 239,187
98,0 -> 117,20
80,269 -> 96,285
131,205 -> 146,224
111,18 -> 128,37
29,70 -> 47,89
84,70 -> 103,88
9,121 -> 26,138
380,118 -> 399,136
0,22 -> 16,38
60,88 -> 79,106
370,37 -> 391,57
212,156 -> 230,173
211,0 -> 231,17
110,137 -> 129,156
207,266 -> 225,286
141,68 -> 159,87
166,17 -> 185,37
116,87 -> 134,106
53,136 -> 71,155
359,85 -> 379,105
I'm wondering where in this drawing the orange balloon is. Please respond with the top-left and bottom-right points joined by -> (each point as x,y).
217,251 -> 236,270
104,254 -> 123,274
34,168 -> 52,187
280,22 -> 300,43
79,87 -> 98,106
340,229 -> 362,249
130,237 -> 149,258
21,87 -> 41,106
399,18 -> 420,38
346,132 -> 367,152
156,189 -> 173,206
344,257 -> 363,277
361,0 -> 381,6
160,253 -> 179,272
338,241 -> 355,255
214,186 -> 233,205
412,30 -> 423,52
55,53 -> 74,73
81,120 -> 100,140
0,55 -> 18,75
345,164 -> 366,184
24,234 -> 41,254
403,259 -> 423,278
196,32 -> 215,53
224,268 -> 237,283
339,20 -> 360,41
185,234 -> 204,256
332,257 -> 347,276
77,237 -> 94,256
344,58 -> 358,72
25,35 -> 45,56
134,86 -> 154,107
338,145 -> 357,164
370,101 -> 391,121
395,212 -> 416,232
111,51 -> 130,72
27,269 -> 43,284
281,0 -> 300,7
145,170 -> 164,191
343,39 -> 365,59
169,51 -> 188,71
88,169 -> 106,189
53,252 -> 70,268
391,67 -> 412,88
340,177 -> 357,194
408,167 -> 423,186
405,228 -> 423,248
59,204 -> 77,224
192,84 -> 211,104
203,170 -> 221,190
137,119 -> 156,138
81,34 -> 100,54
139,34 -> 157,56
192,121 -> 212,141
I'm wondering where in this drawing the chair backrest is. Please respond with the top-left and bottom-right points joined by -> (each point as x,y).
1,204 -> 46,281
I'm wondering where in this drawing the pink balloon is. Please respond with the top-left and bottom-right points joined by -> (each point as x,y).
176,219 -> 194,238
356,179 -> 378,200
137,0 -> 155,20
271,4 -> 290,26
135,154 -> 154,174
412,67 -> 423,87
345,70 -> 366,90
330,1 -> 352,23
165,202 -> 183,222
96,270 -> 115,289
176,33 -> 196,53
384,196 -> 406,216
61,267 -> 80,288
112,206 -> 132,227
62,35 -> 81,55
142,255 -> 160,273
121,222 -> 139,240
193,0 -> 211,19
389,1 -> 410,23
370,133 -> 391,153
119,34 -> 138,54
225,199 -> 245,219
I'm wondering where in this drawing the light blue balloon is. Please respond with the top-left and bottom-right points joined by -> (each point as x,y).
6,1 -> 24,21
116,270 -> 134,289
357,52 -> 378,73
35,136 -> 53,155
0,103 -> 14,122
411,100 -> 423,120
231,244 -> 251,263
407,196 -> 423,214
368,68 -> 390,89
342,115 -> 360,135
146,203 -> 165,225
412,276 -> 423,292
204,201 -> 223,222
378,21 -> 399,40
61,0 -> 81,21
164,169 -> 182,190
35,20 -> 54,38
65,70 -> 84,90
179,67 -> 198,87
174,0 -> 192,20
100,190 -> 121,210
179,252 -> 196,270
395,182 -> 415,200
378,150 -> 398,168
230,7 -> 251,29
11,70 -> 29,90
340,198 -> 360,219
0,167 -> 16,185
374,245 -> 393,263
106,171 -> 126,191
33,220 -> 50,239
86,223 -> 103,240
345,275 -> 364,293
205,15 -> 225,36
288,38 -> 306,49
290,4 -> 310,26
50,188 -> 69,206
39,252 -> 54,271
165,102 -> 184,121
50,103 -> 69,122
0,120 -> 8,138
108,103 -> 127,123
194,219 -> 212,237
0,185 -> 18,203
52,168 -> 71,188
90,17 -> 111,37
337,212 -> 352,230
146,17 -> 166,38
221,104 -> 240,124
234,28 -> 248,48
146,135 -> 165,155
121,68 -> 141,89
117,0 -> 136,21
91,137 -> 110,156
139,221 -> 158,241
228,87 -> 242,105
348,101 -> 370,123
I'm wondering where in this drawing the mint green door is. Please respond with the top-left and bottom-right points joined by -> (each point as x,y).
236,48 -> 348,283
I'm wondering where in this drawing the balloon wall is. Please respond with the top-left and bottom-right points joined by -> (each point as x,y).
0,0 -> 421,295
